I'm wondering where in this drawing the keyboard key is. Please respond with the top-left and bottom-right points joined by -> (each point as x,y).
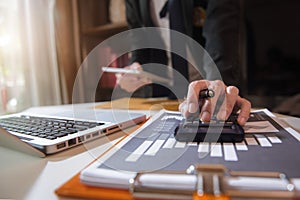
46,136 -> 57,140
0,115 -> 106,140
31,133 -> 39,136
66,128 -> 78,133
73,125 -> 88,131
88,123 -> 97,128
54,132 -> 68,137
38,134 -> 47,138
65,129 -> 77,134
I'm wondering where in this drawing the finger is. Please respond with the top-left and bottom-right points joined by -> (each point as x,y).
117,74 -> 142,92
186,80 -> 210,114
115,68 -> 137,83
115,72 -> 122,85
131,62 -> 142,70
216,86 -> 239,120
236,97 -> 251,126
139,76 -> 152,84
179,100 -> 189,118
199,99 -> 212,122
126,62 -> 142,70
200,80 -> 226,120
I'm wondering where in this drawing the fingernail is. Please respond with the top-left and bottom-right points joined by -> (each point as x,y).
188,103 -> 198,113
200,111 -> 210,122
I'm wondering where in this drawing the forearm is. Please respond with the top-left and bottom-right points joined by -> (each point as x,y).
203,0 -> 242,86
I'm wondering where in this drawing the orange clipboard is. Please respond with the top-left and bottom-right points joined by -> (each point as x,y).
55,173 -> 133,200
55,136 -> 134,200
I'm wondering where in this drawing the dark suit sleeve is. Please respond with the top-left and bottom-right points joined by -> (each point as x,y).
124,0 -> 170,97
125,0 -> 148,64
125,0 -> 143,29
125,0 -> 168,66
203,0 -> 242,87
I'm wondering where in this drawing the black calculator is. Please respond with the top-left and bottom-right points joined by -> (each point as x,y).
174,115 -> 245,143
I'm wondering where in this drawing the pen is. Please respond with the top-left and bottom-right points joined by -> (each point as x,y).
185,89 -> 215,124
196,89 -> 215,115
199,88 -> 215,99
199,89 -> 215,120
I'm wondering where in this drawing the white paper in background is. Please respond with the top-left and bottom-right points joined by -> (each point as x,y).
244,121 -> 279,133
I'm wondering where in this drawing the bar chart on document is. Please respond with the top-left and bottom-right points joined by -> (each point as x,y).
97,109 -> 300,178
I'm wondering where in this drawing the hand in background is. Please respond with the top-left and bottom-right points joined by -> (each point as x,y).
115,62 -> 152,92
179,80 -> 251,126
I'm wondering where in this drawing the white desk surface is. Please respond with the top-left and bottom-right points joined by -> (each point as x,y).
0,103 -> 299,200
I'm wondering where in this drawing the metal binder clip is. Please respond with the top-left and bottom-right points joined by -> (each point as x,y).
129,165 -> 297,200
226,170 -> 296,199
129,171 -> 195,200
187,164 -> 229,199
129,172 -> 141,195
187,164 -> 297,199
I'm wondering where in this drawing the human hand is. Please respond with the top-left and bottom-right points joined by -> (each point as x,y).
179,80 -> 251,126
115,62 -> 152,92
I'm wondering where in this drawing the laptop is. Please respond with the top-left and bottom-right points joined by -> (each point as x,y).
0,103 -> 146,157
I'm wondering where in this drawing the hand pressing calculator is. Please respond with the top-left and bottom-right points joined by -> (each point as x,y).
174,114 -> 245,143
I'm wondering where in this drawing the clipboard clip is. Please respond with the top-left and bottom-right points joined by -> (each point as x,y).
129,164 -> 296,200
129,170 -> 195,200
187,165 -> 229,199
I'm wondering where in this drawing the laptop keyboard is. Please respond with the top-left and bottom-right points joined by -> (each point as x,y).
0,115 -> 105,140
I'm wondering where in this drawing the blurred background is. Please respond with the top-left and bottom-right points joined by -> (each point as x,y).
0,0 -> 299,116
